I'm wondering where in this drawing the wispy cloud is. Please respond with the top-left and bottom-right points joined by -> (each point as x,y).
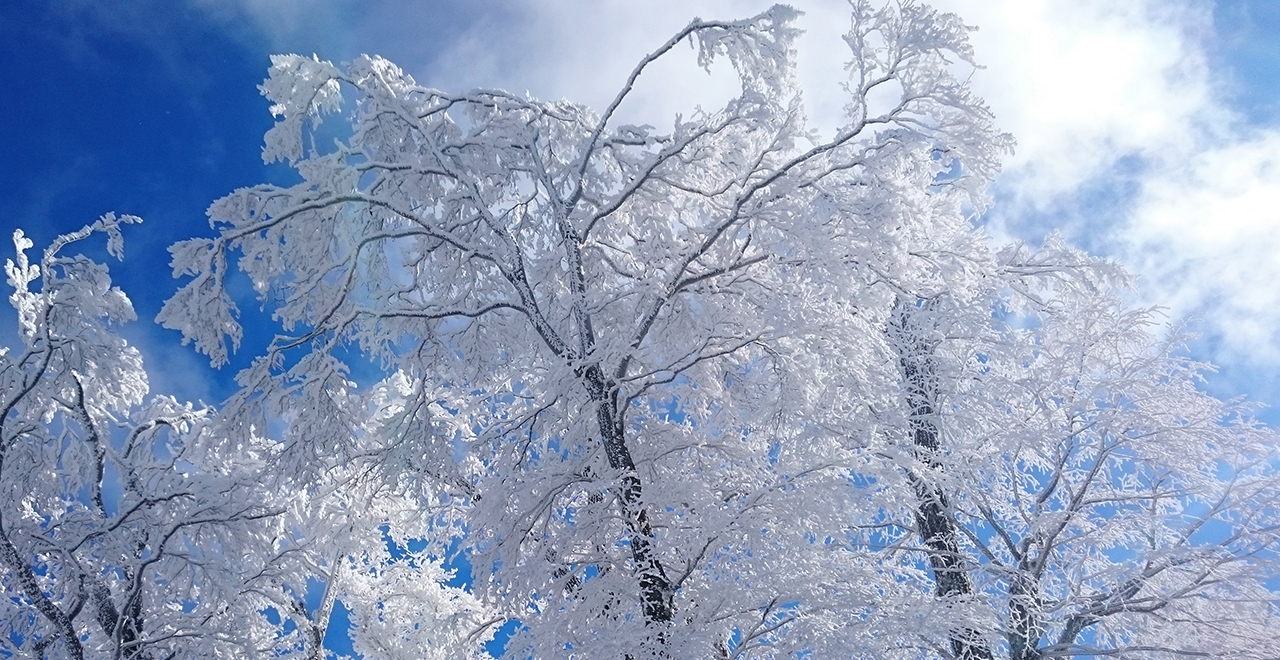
937,0 -> 1280,372
1125,129 -> 1280,359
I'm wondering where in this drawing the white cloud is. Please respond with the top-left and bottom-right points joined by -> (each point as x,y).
383,0 -> 1220,193
893,0 -> 1280,375
422,0 -> 786,127
1125,128 -> 1280,360
936,0 -> 1218,199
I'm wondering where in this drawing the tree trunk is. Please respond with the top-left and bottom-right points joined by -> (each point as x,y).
90,577 -> 144,660
583,363 -> 676,627
891,299 -> 992,660
1008,572 -> 1041,660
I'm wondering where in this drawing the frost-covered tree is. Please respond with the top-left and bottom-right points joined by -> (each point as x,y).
155,1 -> 1279,658
0,218 -> 494,660
159,1 -> 1009,655
851,230 -> 1280,660
0,215 -> 257,659
237,369 -> 499,660
882,239 -> 1280,660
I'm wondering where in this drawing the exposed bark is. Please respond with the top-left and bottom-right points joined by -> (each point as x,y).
564,174 -> 675,629
90,577 -> 144,660
584,363 -> 676,626
891,298 -> 992,660
290,597 -> 326,660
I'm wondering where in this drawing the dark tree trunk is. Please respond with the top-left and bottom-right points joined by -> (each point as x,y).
292,597 -> 326,660
557,197 -> 674,631
91,578 -> 144,660
891,298 -> 992,660
583,363 -> 676,626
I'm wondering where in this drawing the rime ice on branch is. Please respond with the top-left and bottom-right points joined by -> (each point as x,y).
0,218 -> 495,660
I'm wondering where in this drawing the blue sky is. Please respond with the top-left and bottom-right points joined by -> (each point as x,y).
1,1 -> 1277,656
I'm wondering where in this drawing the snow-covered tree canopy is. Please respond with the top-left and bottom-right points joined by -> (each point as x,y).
1,219 -> 493,660
4,2 -> 1276,659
